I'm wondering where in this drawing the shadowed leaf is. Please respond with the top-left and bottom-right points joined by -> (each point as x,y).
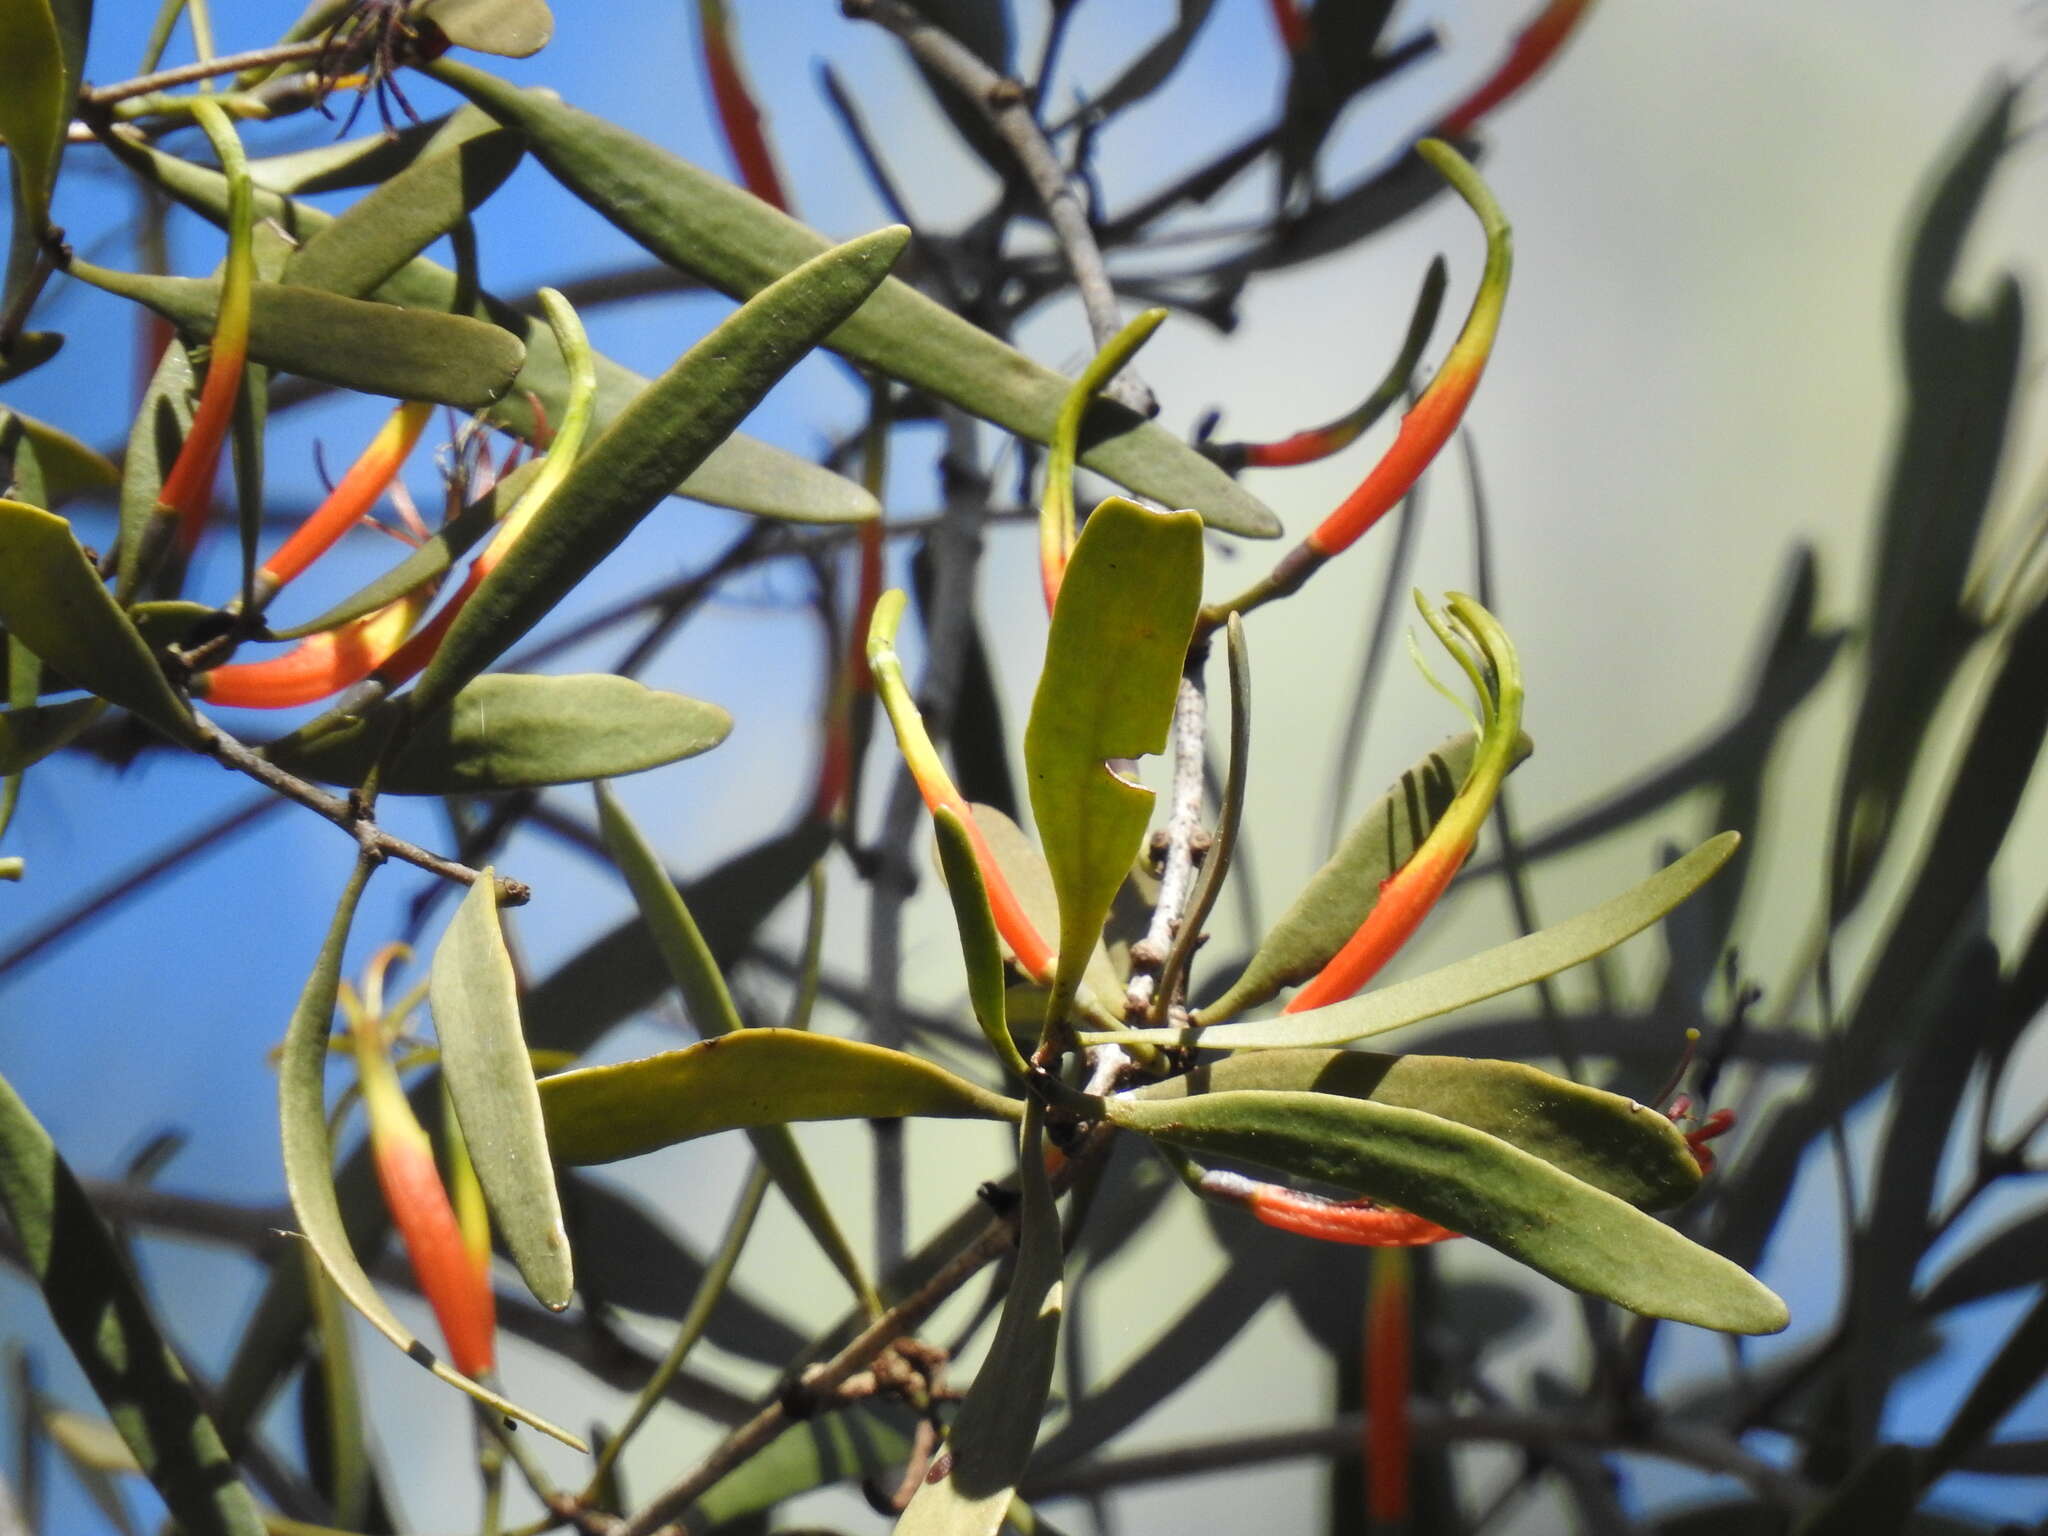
685,1405 -> 915,1532
0,410 -> 118,508
0,698 -> 102,773
0,332 -> 62,384
115,339 -> 196,592
1922,1207 -> 2048,1312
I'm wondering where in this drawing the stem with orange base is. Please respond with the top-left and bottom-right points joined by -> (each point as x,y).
1434,0 -> 1600,141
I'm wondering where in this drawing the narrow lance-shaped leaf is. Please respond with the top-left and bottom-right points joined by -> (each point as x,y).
1090,832 -> 1739,1050
896,1100 -> 1065,1535
1107,1088 -> 1787,1333
933,805 -> 1030,1081
1040,310 -> 1166,611
0,1069 -> 268,1536
1026,497 -> 1205,1025
276,859 -> 587,1449
431,870 -> 574,1311
408,225 -> 910,724
540,1029 -> 1021,1165
0,0 -> 65,294
424,57 -> 1280,537
0,410 -> 119,509
0,502 -> 192,742
595,785 -> 883,1315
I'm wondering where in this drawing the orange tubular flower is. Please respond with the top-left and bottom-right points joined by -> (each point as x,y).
1434,0 -> 1599,141
697,0 -> 790,212
1286,593 -> 1523,1014
1366,1250 -> 1414,1526
1303,141 -> 1510,560
346,954 -> 496,1379
194,584 -> 439,709
255,401 -> 434,607
1200,1169 -> 1457,1247
1267,0 -> 1310,53
868,589 -> 1057,981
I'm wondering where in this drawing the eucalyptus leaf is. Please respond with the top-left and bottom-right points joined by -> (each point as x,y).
276,860 -> 585,1448
540,1029 -> 1020,1165
0,1068 -> 266,1536
897,1102 -> 1064,1535
1106,1088 -> 1786,1333
426,58 -> 1280,537
106,134 -> 878,524
0,410 -> 119,508
431,870 -> 573,1310
1025,497 -> 1204,1008
268,674 -> 731,794
1130,1049 -> 1701,1210
0,501 -> 192,741
1109,833 -> 1738,1051
64,264 -> 525,408
1207,729 -> 1529,1022
285,128 -> 526,297
409,225 -> 909,724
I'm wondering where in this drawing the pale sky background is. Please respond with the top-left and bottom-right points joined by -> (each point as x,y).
3,2 -> 2047,1532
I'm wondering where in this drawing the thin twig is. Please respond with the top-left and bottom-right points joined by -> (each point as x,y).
81,39 -> 330,105
189,714 -> 529,904
843,0 -> 1153,416
1127,668 -> 1209,1024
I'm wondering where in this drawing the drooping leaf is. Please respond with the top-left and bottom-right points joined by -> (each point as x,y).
523,819 -> 831,1054
0,501 -> 193,741
1209,731 -> 1527,1021
276,860 -> 585,1447
1128,1049 -> 1701,1209
116,339 -> 196,592
64,264 -> 525,408
106,134 -> 879,525
541,1029 -> 1020,1165
0,410 -> 119,508
284,128 -> 526,297
408,225 -> 909,723
594,785 -> 883,1312
268,674 -> 731,793
1105,1088 -> 1786,1332
425,59 -> 1281,538
897,1101 -> 1064,1536
1107,833 -> 1739,1051
0,697 -> 103,773
431,870 -> 573,1310
0,0 -> 66,237
1025,498 -> 1204,1011
417,0 -> 553,55
0,1068 -> 267,1536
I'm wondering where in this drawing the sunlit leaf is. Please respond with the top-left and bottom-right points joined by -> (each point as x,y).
425,58 -> 1280,537
0,501 -> 193,741
418,0 -> 553,55
0,1068 -> 267,1536
1106,1088 -> 1786,1332
1105,834 -> 1739,1051
0,0 -> 65,233
268,674 -> 730,793
897,1102 -> 1064,1536
116,339 -> 196,591
64,264 -> 526,408
934,806 -> 1029,1080
1129,1049 -> 1701,1209
1025,497 -> 1204,1011
431,870 -> 573,1310
276,861 -> 585,1448
408,225 -> 908,723
968,803 -> 1126,1017
540,1028 -> 1020,1165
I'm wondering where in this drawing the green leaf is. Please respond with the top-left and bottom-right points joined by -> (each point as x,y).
285,128 -> 525,298
1128,1049 -> 1702,1209
418,0 -> 552,55
0,1068 -> 267,1536
1206,729 -> 1530,1022
934,807 -> 1029,1080
425,58 -> 1280,538
107,135 -> 876,526
0,501 -> 193,741
0,331 -> 62,383
408,226 -> 907,722
595,785 -> 883,1312
431,869 -> 574,1310
1108,833 -> 1739,1051
0,0 -> 65,230
0,697 -> 103,773
276,861 -> 585,1448
1025,497 -> 1204,1010
897,1102 -> 1064,1535
64,264 -> 525,408
116,338 -> 197,591
685,1406 -> 914,1532
0,410 -> 118,508
1107,1088 -> 1786,1332
540,1029 -> 1020,1164
248,112 -> 478,196
968,802 -> 1125,1018
268,673 -> 730,793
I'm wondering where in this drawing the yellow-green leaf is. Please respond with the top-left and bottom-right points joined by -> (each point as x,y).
0,0 -> 65,227
0,409 -> 119,509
